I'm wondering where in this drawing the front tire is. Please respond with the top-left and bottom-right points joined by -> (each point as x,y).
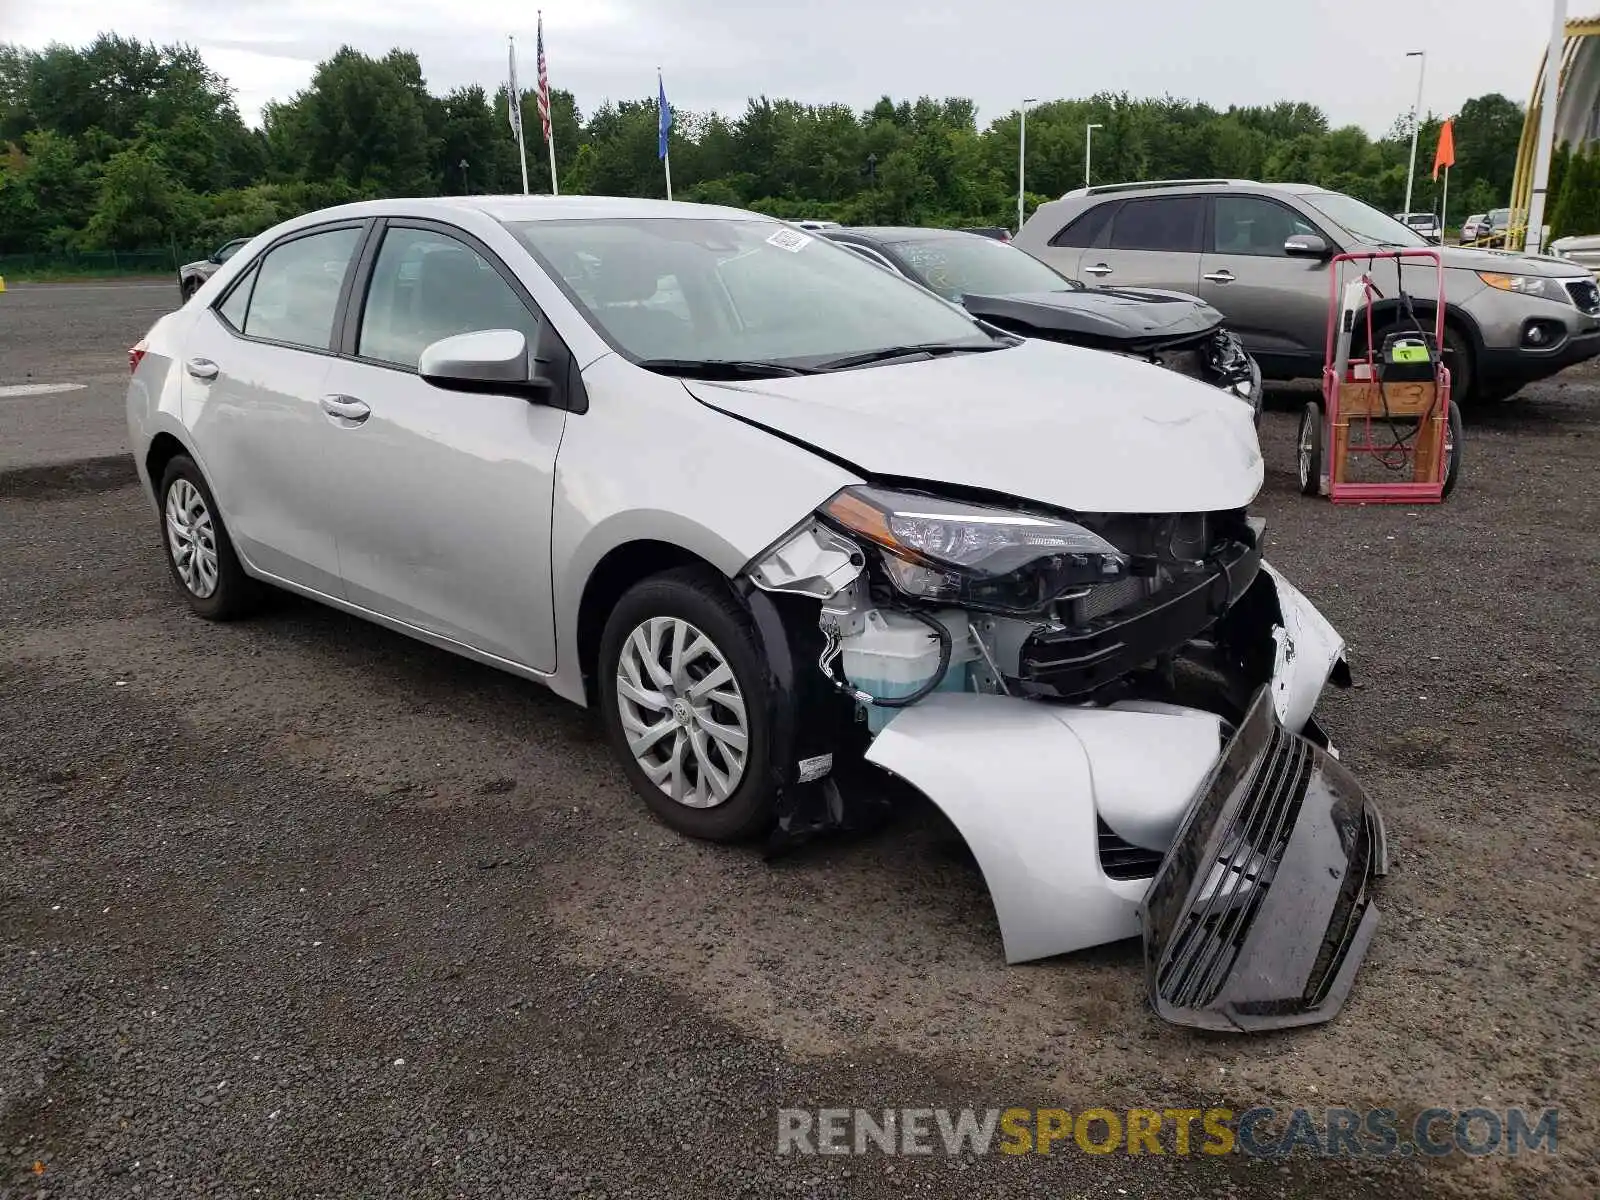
597,567 -> 776,842
157,455 -> 260,620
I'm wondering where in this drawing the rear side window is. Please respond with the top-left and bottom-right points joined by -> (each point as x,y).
1050,204 -> 1115,248
216,267 -> 256,330
240,226 -> 363,350
1108,197 -> 1205,253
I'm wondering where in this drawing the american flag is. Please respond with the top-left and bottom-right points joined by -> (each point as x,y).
535,13 -> 552,145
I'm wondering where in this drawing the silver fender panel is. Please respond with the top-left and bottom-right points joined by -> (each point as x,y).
864,694 -> 1224,964
1260,561 -> 1345,733
862,562 -> 1347,965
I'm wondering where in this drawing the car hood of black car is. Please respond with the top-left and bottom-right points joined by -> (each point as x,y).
958,287 -> 1225,346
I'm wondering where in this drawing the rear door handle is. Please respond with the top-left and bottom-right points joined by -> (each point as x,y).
1203,270 -> 1237,283
186,358 -> 219,381
1082,263 -> 1113,277
319,394 -> 371,423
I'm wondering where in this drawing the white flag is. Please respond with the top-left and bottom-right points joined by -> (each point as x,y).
508,38 -> 524,139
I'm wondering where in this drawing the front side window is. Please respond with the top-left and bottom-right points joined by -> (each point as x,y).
891,235 -> 1074,300
509,217 -> 991,365
240,226 -> 363,350
216,239 -> 246,263
358,226 -> 539,369
1108,197 -> 1205,253
1212,196 -> 1317,257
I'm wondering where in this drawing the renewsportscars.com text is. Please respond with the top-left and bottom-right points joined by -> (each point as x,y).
776,1106 -> 1559,1159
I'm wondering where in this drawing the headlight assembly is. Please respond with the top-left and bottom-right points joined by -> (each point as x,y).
820,485 -> 1130,614
1476,271 -> 1567,303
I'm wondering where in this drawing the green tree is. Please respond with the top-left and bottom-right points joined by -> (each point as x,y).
82,144 -> 192,248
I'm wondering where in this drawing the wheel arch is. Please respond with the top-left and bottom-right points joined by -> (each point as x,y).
1356,298 -> 1483,363
575,540 -> 727,703
144,431 -> 193,500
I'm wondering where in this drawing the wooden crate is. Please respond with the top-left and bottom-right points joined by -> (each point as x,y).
1331,380 -> 1445,486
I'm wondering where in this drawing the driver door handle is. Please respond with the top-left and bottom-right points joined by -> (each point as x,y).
186,358 -> 219,381
1204,269 -> 1237,283
319,394 -> 371,423
1082,263 -> 1113,277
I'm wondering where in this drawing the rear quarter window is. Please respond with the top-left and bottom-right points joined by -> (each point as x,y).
1049,203 -> 1115,248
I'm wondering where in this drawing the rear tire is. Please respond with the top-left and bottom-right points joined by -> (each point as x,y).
1297,401 -> 1323,496
597,567 -> 776,842
157,455 -> 261,620
1441,401 -> 1463,499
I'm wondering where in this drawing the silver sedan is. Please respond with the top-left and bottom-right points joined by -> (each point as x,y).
126,197 -> 1383,1023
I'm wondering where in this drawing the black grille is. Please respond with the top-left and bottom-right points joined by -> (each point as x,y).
1097,818 -> 1166,880
1153,721 -> 1312,1010
1566,278 -> 1600,315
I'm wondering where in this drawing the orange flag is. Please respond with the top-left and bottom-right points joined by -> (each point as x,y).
1432,119 -> 1456,179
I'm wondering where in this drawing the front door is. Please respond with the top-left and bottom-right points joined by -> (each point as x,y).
1197,194 -> 1333,374
317,222 -> 567,671
184,222 -> 367,596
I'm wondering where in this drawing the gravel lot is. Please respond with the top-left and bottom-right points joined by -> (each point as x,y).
2,282 -> 1597,1199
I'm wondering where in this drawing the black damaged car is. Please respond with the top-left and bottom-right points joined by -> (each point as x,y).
819,225 -> 1263,423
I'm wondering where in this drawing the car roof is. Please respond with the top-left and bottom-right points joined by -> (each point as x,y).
286,194 -> 764,225
1054,178 -> 1328,201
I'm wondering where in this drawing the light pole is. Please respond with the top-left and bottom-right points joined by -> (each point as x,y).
458,158 -> 469,195
1085,123 -> 1103,189
1402,50 -> 1426,218
1018,98 -> 1037,233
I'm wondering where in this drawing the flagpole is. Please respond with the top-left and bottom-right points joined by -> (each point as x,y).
547,129 -> 559,196
1441,165 -> 1449,240
664,151 -> 673,202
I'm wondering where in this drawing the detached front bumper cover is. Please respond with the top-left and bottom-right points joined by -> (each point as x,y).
1140,686 -> 1389,1032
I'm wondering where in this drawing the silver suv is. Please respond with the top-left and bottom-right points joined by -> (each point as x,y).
1015,179 -> 1600,404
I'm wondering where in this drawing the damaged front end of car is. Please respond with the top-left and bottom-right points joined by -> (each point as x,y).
738,483 -> 1387,1032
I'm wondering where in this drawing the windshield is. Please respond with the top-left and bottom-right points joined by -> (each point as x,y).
1301,192 -> 1427,248
507,217 -> 994,366
887,234 -> 1074,301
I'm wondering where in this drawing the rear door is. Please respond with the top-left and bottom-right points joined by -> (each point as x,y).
1197,194 -> 1332,372
1020,202 -> 1116,279
1078,195 -> 1205,291
183,221 -> 367,595
316,220 -> 568,671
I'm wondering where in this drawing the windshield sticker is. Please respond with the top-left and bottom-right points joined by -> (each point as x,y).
766,228 -> 812,253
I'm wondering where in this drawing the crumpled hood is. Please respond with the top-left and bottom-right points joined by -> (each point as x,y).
959,286 -> 1224,346
683,339 -> 1263,514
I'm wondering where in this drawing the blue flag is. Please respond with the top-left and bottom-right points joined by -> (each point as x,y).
657,71 -> 672,159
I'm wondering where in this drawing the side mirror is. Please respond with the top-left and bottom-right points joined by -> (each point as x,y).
418,329 -> 555,402
1284,234 -> 1331,259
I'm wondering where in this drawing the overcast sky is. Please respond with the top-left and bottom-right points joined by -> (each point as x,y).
3,0 -> 1555,134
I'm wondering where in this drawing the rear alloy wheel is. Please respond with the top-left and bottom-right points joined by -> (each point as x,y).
598,568 -> 775,842
158,455 -> 260,620
1297,401 -> 1323,496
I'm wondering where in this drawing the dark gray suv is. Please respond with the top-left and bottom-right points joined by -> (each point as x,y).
1015,179 -> 1600,404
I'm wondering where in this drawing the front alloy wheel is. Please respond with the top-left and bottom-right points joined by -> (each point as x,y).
615,615 -> 749,808
597,566 -> 776,842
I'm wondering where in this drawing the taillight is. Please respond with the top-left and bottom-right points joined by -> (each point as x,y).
129,339 -> 148,374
